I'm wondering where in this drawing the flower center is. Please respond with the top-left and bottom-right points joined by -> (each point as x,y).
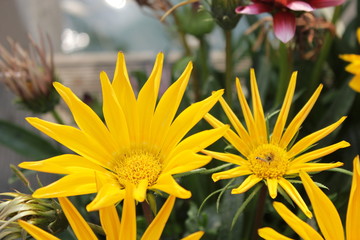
248,144 -> 289,179
113,147 -> 162,187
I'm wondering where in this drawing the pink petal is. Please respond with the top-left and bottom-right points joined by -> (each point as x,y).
236,3 -> 272,14
308,0 -> 345,8
273,11 -> 296,43
286,1 -> 314,11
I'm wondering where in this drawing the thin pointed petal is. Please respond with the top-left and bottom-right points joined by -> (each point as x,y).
231,175 -> 262,194
99,205 -> 121,240
258,227 -> 295,240
151,175 -> 191,199
290,141 -> 350,165
346,156 -> 360,240
134,179 -> 148,202
212,166 -> 252,182
150,62 -> 192,147
18,220 -> 60,240
100,71 -> 130,149
53,82 -> 116,153
120,185 -> 136,240
273,11 -> 296,43
278,178 -> 312,218
137,53 -> 163,143
300,171 -> 344,240
203,150 -> 248,166
250,69 -> 268,144
267,178 -> 278,198
288,117 -> 346,158
26,117 -> 112,168
287,162 -> 343,175
271,72 -> 297,144
279,84 -> 323,149
181,231 -> 205,240
272,202 -> 323,240
349,75 -> 360,93
58,197 -> 97,240
286,1 -> 313,11
142,195 -> 176,240
87,182 -> 125,212
33,173 -> 97,198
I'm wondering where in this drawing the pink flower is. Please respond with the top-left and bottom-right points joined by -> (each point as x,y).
236,0 -> 344,43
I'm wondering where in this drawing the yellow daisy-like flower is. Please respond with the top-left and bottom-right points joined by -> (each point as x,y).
19,52 -> 228,211
339,28 -> 360,92
19,189 -> 204,240
258,156 -> 360,240
204,69 -> 348,217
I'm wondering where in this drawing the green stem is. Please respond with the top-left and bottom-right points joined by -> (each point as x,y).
224,29 -> 233,106
51,109 -> 64,125
275,42 -> 292,106
308,6 -> 342,95
251,184 -> 267,240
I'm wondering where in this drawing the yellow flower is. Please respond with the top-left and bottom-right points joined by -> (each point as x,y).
204,69 -> 348,217
19,52 -> 228,211
19,189 -> 204,240
258,156 -> 360,240
339,28 -> 360,92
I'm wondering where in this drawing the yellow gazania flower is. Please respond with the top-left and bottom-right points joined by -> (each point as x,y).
19,188 -> 204,240
204,69 -> 348,217
19,52 -> 228,211
339,28 -> 360,92
258,156 -> 360,240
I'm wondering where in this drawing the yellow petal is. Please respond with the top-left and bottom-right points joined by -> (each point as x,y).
235,77 -> 257,139
111,52 -> 139,143
258,227 -> 295,240
151,174 -> 191,199
134,179 -> 148,202
162,151 -> 211,176
86,181 -> 125,212
100,71 -> 130,149
300,171 -> 344,240
290,141 -> 350,165
137,53 -> 164,143
120,184 -> 137,240
345,62 -> 360,74
202,150 -> 248,166
279,84 -> 322,148
26,117 -> 112,168
349,74 -> 360,93
271,72 -> 297,145
357,28 -> 360,44
218,96 -> 252,144
142,195 -> 176,240
18,154 -> 106,175
272,202 -> 323,240
204,114 -> 251,156
33,172 -> 97,198
288,117 -> 346,159
339,54 -> 360,62
250,69 -> 267,144
99,204 -> 121,240
286,162 -> 343,175
150,61 -> 192,148
168,125 -> 229,161
58,197 -> 97,240
180,231 -> 205,240
18,220 -> 60,240
267,178 -> 278,199
162,90 -> 224,156
212,166 -> 252,182
53,82 -> 116,153
231,174 -> 262,194
278,178 -> 312,218
346,156 -> 360,240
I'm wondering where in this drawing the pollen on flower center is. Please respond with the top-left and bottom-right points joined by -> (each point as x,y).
248,144 -> 289,179
113,147 -> 163,187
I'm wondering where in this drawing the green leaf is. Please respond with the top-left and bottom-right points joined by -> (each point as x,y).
0,119 -> 62,160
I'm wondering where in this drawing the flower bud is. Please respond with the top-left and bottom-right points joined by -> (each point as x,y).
211,0 -> 243,30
